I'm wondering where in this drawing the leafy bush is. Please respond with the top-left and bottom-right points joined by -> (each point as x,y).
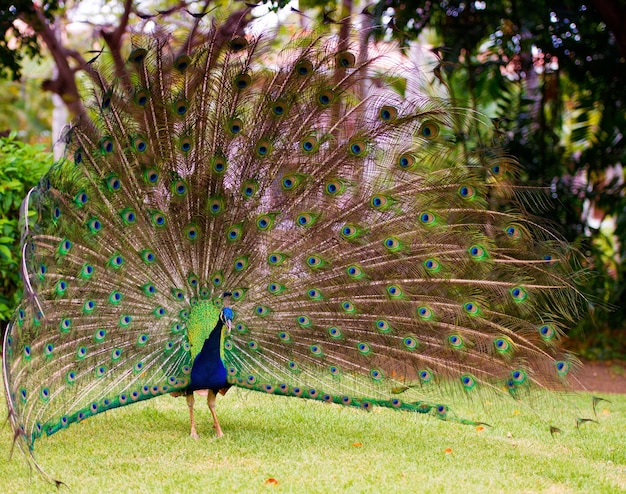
0,134 -> 53,325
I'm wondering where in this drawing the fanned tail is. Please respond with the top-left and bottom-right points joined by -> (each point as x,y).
1,15 -> 593,481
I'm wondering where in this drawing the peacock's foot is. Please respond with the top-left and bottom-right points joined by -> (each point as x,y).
190,430 -> 199,440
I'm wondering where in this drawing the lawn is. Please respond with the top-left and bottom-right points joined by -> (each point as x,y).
1,383 -> 625,493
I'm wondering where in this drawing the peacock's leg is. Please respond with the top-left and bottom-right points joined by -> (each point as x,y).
207,390 -> 223,438
186,393 -> 199,439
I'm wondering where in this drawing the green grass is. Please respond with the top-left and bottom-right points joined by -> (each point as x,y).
1,387 -> 625,493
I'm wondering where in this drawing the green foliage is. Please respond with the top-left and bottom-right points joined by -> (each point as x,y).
0,75 -> 54,141
0,0 -> 61,80
0,134 -> 53,323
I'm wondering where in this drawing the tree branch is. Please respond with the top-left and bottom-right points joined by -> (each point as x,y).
20,5 -> 86,117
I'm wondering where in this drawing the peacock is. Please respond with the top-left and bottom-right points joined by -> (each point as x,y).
2,10 -> 591,482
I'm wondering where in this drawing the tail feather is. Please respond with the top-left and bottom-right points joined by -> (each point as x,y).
1,18 -> 592,477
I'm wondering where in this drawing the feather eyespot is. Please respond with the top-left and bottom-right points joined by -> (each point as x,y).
297,315 -> 311,327
301,136 -> 318,153
234,73 -> 251,89
295,59 -> 313,76
464,302 -> 480,315
380,105 -> 398,122
424,259 -> 440,272
461,375 -> 476,389
256,140 -> 271,157
59,239 -> 72,255
370,369 -> 383,381
144,169 -> 159,185
324,179 -> 346,196
211,272 -> 223,287
228,119 -> 243,135
55,279 -> 68,295
226,223 -> 244,242
120,208 -> 136,225
83,300 -> 96,313
510,369 -> 527,384
150,211 -> 166,227
383,237 -> 402,252
242,180 -> 258,198
505,225 -> 522,239
539,324 -> 556,340
267,282 -> 285,295
317,90 -> 334,107
173,180 -> 187,196
346,265 -> 364,279
307,288 -> 322,300
419,212 -> 436,225
403,336 -> 418,350
387,284 -> 403,298
230,36 -> 248,52
510,286 -> 528,302
268,252 -> 287,266
418,122 -> 440,139
140,250 -> 156,264
255,305 -> 269,317
132,136 -> 147,153
184,223 -> 199,241
375,320 -> 391,333
179,137 -> 192,153
328,327 -> 342,338
297,213 -> 317,227
335,51 -> 355,68
341,301 -> 356,313
272,99 -> 288,116
340,224 -> 359,240
494,337 -> 512,354
105,175 -> 122,192
208,197 -> 224,214
458,185 -> 475,199
397,153 -> 415,169
100,137 -> 114,154
174,54 -> 191,72
108,255 -> 124,269
357,342 -> 371,355
128,48 -> 147,64
109,290 -> 123,304
134,89 -> 149,106
543,254 -> 558,265
555,361 -> 570,376
468,244 -> 487,260
233,257 -> 248,272
417,306 -> 433,320
448,334 -> 463,349
348,138 -> 367,157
